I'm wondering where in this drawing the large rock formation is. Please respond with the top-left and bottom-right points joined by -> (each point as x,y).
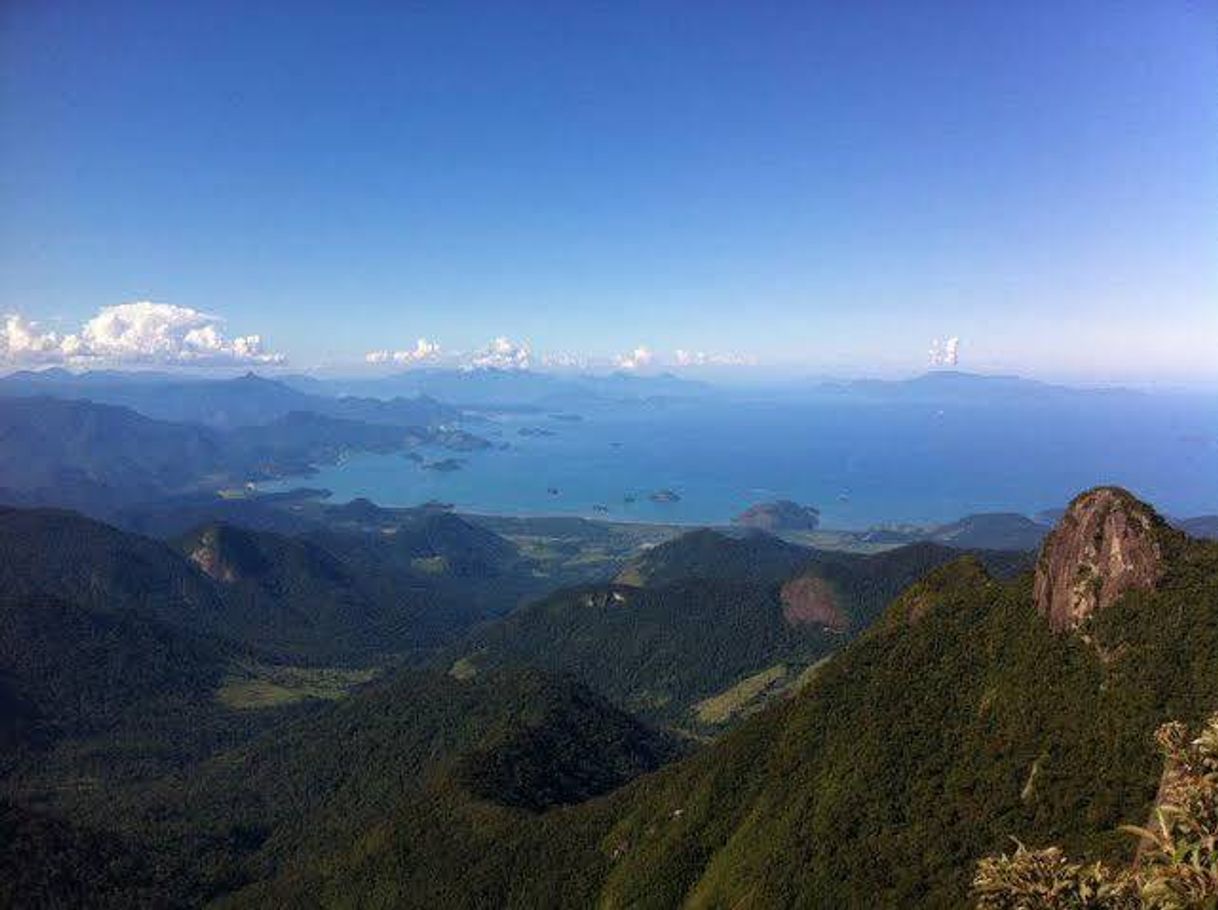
1033,487 -> 1166,632
733,500 -> 821,532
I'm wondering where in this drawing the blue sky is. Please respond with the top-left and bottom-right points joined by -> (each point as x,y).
1,1 -> 1215,378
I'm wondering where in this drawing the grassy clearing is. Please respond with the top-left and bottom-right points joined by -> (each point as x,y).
217,663 -> 379,710
449,656 -> 479,680
694,664 -> 789,725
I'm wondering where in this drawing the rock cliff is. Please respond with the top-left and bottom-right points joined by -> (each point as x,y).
1032,487 -> 1166,632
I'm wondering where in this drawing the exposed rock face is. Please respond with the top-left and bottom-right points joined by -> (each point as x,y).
1033,487 -> 1165,632
189,536 -> 238,583
186,524 -> 270,584
780,575 -> 848,631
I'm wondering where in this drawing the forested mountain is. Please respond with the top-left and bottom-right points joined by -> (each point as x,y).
0,395 -> 481,519
0,397 -> 233,514
612,528 -> 813,587
4,669 -> 681,908
0,503 -> 587,904
0,513 -> 278,797
225,488 -> 1218,907
4,487 -> 1216,908
451,531 -> 1030,730
0,507 -> 227,630
0,506 -> 536,669
172,522 -> 450,664
923,511 -> 1051,550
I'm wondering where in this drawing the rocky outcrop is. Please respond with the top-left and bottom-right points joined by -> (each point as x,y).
780,575 -> 848,631
1033,487 -> 1166,632
189,535 -> 238,583
184,524 -> 272,584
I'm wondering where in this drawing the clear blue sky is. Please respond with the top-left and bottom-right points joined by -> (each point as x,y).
1,1 -> 1214,378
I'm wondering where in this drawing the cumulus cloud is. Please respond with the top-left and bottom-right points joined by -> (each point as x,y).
1,302 -> 283,366
674,349 -> 755,367
0,314 -> 68,364
365,338 -> 441,366
615,345 -> 654,370
469,336 -> 531,370
929,336 -> 960,368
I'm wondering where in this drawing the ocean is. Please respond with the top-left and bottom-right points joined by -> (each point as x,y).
262,393 -> 1218,528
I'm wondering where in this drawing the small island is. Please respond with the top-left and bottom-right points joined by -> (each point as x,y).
423,458 -> 465,473
733,500 -> 821,532
649,489 -> 681,504
435,429 -> 493,452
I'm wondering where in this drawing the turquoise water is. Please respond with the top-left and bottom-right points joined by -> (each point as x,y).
263,395 -> 1218,528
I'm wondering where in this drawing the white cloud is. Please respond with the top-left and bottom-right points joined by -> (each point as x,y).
615,345 -> 654,370
1,302 -> 283,366
929,336 -> 961,367
468,336 -> 531,370
1,314 -> 68,364
365,337 -> 440,366
674,349 -> 755,367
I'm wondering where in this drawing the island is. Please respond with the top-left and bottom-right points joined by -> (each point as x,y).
423,458 -> 465,473
733,500 -> 821,532
435,429 -> 493,452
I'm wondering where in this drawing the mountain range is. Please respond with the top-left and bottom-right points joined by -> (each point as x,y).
3,485 -> 1217,907
0,368 -> 457,429
0,391 -> 474,519
2,362 -> 1217,906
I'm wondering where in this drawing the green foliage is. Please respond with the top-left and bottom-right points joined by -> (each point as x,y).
619,529 -> 813,587
976,712 -> 1218,909
451,532 -> 1022,730
5,502 -> 1217,909
159,669 -> 675,906
589,539 -> 1218,908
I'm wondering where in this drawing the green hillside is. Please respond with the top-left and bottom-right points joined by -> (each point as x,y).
593,506 -> 1218,907
7,669 -> 680,908
452,531 -> 1030,730
5,491 -> 1216,908
233,491 -> 1218,908
171,521 -> 490,664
